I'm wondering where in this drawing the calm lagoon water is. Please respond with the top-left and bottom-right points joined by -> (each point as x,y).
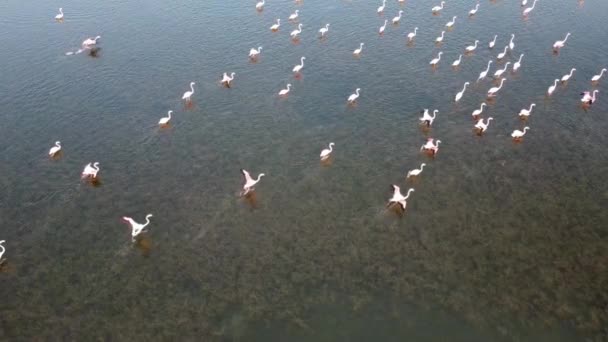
1,0 -> 607,340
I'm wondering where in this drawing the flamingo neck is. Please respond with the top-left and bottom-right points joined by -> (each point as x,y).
600,70 -> 606,77
190,84 -> 194,93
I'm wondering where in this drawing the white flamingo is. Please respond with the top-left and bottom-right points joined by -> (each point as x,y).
553,33 -> 571,50
319,24 -> 330,37
290,24 -> 303,38
0,240 -> 5,261
591,68 -> 607,82
511,127 -> 530,140
494,62 -> 511,78
513,54 -> 524,72
392,10 -> 404,24
270,19 -> 280,31
249,46 -> 262,58
241,169 -> 265,195
419,109 -> 438,126
474,117 -> 493,133
452,54 -> 462,67
472,103 -> 487,117
55,8 -> 64,20
407,27 -> 418,41
547,79 -> 559,96
489,35 -> 498,48
455,82 -> 469,102
348,88 -> 361,103
288,10 -> 299,21
509,34 -> 515,50
465,40 -> 479,52
182,82 -> 195,101
446,16 -> 457,28
387,186 -> 414,210
469,4 -> 480,16
159,111 -> 172,125
279,84 -> 292,96
561,68 -> 576,82
81,162 -> 100,179
82,36 -> 101,47
377,0 -> 387,13
406,164 -> 426,179
497,46 -> 508,60
420,138 -> 441,155
487,78 -> 506,97
122,214 -> 153,241
379,20 -> 388,34
256,0 -> 265,10
523,0 -> 538,16
478,60 -> 493,81
430,52 -> 443,66
292,57 -> 305,73
518,103 -> 536,117
580,90 -> 599,104
49,141 -> 61,156
432,1 -> 445,13
353,43 -> 364,56
221,72 -> 236,86
436,31 -> 445,43
320,143 -> 335,161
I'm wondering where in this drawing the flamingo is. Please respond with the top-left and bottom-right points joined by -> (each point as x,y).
122,215 -> 153,241
561,68 -> 576,83
518,103 -> 536,118
48,141 -> 61,157
478,60 -> 493,81
509,34 -> 515,50
407,27 -> 418,41
513,54 -> 524,72
288,10 -> 299,21
474,117 -> 493,133
547,79 -> 559,96
82,36 -> 101,47
392,10 -> 404,24
249,46 -> 262,58
55,8 -> 64,20
387,186 -> 414,210
353,43 -> 364,56
446,16 -> 457,28
430,52 -> 443,66
436,31 -> 445,43
419,109 -> 438,127
319,24 -> 330,37
494,62 -> 511,78
290,24 -> 303,38
81,162 -> 100,179
292,57 -> 305,73
420,138 -> 441,155
158,111 -> 172,125
465,40 -> 479,52
553,33 -> 571,51
489,35 -> 498,48
278,84 -> 292,96
182,82 -> 195,101
320,143 -> 335,161
377,0 -> 387,13
511,127 -> 530,140
469,4 -> 480,16
580,90 -> 599,104
255,0 -> 265,10
241,169 -> 265,195
270,19 -> 280,31
221,72 -> 236,86
452,54 -> 462,67
591,68 -> 607,82
497,46 -> 508,60
406,164 -> 426,179
379,20 -> 388,34
455,82 -> 469,102
348,88 -> 361,103
432,1 -> 445,13
487,78 -> 506,97
472,103 -> 487,118
523,0 -> 538,16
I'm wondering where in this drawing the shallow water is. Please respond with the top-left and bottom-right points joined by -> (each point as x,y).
1,0 -> 607,340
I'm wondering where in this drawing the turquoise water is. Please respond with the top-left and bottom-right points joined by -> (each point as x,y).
0,0 -> 607,340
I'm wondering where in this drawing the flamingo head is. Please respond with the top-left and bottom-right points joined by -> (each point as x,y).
94,36 -> 101,41
329,142 -> 335,147
436,140 -> 442,145
191,82 -> 196,86
122,216 -> 132,224
295,10 -> 299,14
287,83 -> 292,87
231,72 -> 236,77
168,110 -> 173,114
356,88 -> 361,92
258,46 -> 262,50
55,141 -> 61,145
93,162 -> 99,168
438,52 -> 443,56
146,214 -> 153,219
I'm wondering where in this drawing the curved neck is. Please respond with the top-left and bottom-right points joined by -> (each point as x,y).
600,70 -> 606,76
414,28 -> 417,33
420,164 -> 425,171
360,43 -> 364,48
518,55 -> 524,63
529,104 -> 535,111
328,144 -> 333,152
255,175 -> 263,182
60,8 -> 63,14
356,89 -> 360,95
300,57 -> 305,66
167,111 -> 172,119
462,83 -> 468,91
190,83 -> 194,93
144,216 -> 151,227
